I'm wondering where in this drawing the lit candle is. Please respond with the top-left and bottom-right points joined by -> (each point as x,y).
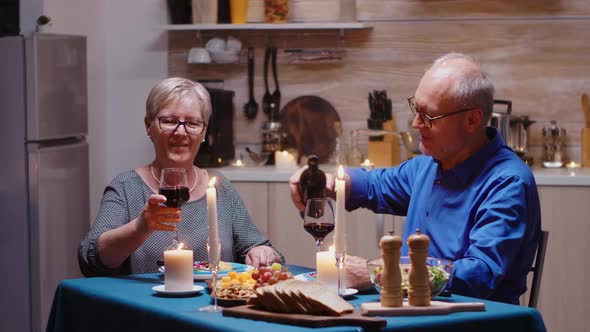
164,243 -> 194,291
232,159 -> 245,168
567,161 -> 580,176
275,150 -> 296,171
334,165 -> 347,254
316,246 -> 343,293
360,159 -> 375,170
207,177 -> 220,265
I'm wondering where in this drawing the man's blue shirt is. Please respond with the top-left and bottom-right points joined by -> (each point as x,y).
347,127 -> 541,304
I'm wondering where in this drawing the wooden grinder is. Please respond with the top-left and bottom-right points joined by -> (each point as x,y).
408,229 -> 431,306
379,231 -> 403,307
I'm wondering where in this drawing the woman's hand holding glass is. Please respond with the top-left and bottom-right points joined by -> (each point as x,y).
139,194 -> 181,233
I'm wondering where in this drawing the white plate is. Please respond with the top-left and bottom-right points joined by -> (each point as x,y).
159,263 -> 253,280
341,288 -> 358,298
152,284 -> 204,295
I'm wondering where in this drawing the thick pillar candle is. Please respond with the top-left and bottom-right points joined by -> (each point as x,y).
207,177 -> 220,265
334,165 -> 347,254
316,246 -> 342,293
164,244 -> 194,291
275,150 -> 296,171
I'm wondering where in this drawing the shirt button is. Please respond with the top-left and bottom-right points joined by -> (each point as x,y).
435,180 -> 441,185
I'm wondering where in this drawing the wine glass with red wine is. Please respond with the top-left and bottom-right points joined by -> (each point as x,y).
303,198 -> 335,251
159,168 -> 189,245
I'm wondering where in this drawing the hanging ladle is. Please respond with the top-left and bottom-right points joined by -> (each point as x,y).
262,47 -> 272,117
243,47 -> 258,120
270,47 -> 281,120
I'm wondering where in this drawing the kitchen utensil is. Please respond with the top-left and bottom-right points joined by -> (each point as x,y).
270,47 -> 281,119
280,96 -> 341,164
223,305 -> 386,329
262,48 -> 272,116
542,120 -> 566,167
261,120 -> 282,165
243,47 -> 258,120
489,99 -> 535,162
582,93 -> 590,128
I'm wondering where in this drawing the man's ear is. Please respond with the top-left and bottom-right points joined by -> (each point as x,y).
466,108 -> 484,132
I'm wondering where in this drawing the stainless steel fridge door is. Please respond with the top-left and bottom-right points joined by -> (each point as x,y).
28,139 -> 89,332
26,34 -> 87,141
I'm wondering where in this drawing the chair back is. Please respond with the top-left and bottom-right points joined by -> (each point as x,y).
528,230 -> 549,308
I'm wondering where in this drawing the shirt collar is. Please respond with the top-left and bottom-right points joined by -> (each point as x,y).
438,126 -> 506,186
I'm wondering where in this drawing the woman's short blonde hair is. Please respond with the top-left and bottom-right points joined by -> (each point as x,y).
145,77 -> 212,122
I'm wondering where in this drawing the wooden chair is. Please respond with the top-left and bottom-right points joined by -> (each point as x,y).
528,230 -> 549,308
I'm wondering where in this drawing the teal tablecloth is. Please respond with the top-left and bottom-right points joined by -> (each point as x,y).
47,265 -> 546,332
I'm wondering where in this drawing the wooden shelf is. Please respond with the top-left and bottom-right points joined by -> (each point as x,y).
163,22 -> 372,31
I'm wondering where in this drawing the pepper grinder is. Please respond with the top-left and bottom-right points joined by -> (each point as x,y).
379,231 -> 403,307
408,229 -> 431,306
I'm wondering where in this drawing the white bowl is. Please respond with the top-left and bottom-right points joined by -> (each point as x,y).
209,50 -> 240,64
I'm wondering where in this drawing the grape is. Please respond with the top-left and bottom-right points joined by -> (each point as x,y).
251,271 -> 260,280
261,271 -> 272,282
268,276 -> 278,285
278,271 -> 289,280
271,263 -> 282,271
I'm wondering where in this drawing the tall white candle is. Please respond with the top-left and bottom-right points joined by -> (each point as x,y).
316,246 -> 343,293
207,177 -> 220,265
334,165 -> 347,254
164,243 -> 194,291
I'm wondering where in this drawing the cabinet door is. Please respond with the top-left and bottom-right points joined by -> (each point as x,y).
268,183 -> 318,267
232,182 -> 269,238
532,186 -> 590,332
267,182 -> 403,267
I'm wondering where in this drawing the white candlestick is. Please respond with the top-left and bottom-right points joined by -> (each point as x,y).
334,165 -> 347,254
316,246 -> 342,293
164,246 -> 194,291
207,177 -> 220,265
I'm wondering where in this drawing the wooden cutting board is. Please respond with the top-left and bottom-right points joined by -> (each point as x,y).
223,305 -> 387,329
361,300 -> 485,316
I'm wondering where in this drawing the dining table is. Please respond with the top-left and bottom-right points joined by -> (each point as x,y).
46,265 -> 546,332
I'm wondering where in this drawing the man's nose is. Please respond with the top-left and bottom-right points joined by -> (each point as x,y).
411,113 -> 424,129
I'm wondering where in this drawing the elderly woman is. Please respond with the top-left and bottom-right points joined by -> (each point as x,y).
79,77 -> 283,277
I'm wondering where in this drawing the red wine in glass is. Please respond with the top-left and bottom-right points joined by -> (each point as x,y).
304,223 -> 335,244
159,187 -> 189,207
303,198 -> 335,251
159,168 -> 189,245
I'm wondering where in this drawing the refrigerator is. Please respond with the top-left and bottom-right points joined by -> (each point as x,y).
0,34 -> 89,332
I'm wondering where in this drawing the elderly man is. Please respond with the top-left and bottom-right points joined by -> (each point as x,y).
290,53 -> 541,304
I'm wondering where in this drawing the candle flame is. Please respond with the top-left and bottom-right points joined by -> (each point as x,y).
281,150 -> 289,157
337,165 -> 344,179
176,242 -> 184,250
208,177 -> 217,187
362,159 -> 372,166
567,161 -> 578,168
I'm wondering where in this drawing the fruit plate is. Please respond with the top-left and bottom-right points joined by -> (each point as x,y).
159,262 -> 253,280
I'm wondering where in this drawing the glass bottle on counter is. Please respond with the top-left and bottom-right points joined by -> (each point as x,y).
298,155 -> 326,217
542,120 -> 566,167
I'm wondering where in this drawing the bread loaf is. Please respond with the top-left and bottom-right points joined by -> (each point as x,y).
247,280 -> 354,316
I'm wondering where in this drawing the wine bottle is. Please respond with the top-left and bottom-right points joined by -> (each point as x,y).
299,155 -> 327,204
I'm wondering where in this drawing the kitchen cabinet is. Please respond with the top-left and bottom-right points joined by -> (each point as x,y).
233,181 -> 399,267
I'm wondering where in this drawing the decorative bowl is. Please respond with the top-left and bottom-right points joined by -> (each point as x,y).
367,256 -> 453,297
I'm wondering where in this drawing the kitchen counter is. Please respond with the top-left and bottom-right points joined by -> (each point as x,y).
214,165 -> 590,186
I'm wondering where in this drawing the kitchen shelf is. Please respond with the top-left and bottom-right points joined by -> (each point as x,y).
163,22 -> 372,31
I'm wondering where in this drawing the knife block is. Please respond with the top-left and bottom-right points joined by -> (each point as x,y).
583,128 -> 590,167
368,120 -> 401,167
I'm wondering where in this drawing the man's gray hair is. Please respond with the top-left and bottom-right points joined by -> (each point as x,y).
431,53 -> 495,124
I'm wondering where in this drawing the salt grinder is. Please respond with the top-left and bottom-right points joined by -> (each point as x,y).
379,231 -> 403,307
408,229 -> 431,306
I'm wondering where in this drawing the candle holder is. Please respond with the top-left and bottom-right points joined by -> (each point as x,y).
335,251 -> 346,296
566,162 -> 580,176
200,241 -> 222,312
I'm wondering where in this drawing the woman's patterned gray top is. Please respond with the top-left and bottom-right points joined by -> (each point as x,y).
78,169 -> 283,277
